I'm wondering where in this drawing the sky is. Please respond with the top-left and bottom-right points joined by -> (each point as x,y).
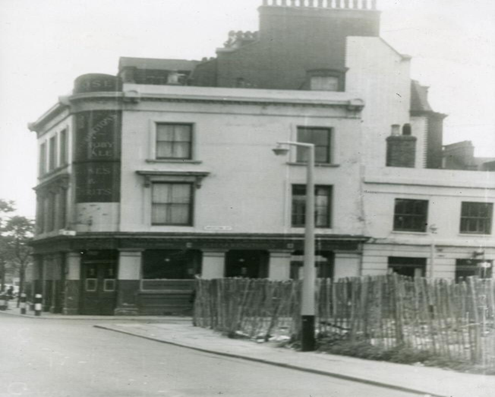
0,0 -> 494,218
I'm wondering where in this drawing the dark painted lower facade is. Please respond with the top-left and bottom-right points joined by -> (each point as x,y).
31,232 -> 366,315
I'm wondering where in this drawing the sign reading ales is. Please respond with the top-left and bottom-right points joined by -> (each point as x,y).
74,110 -> 121,203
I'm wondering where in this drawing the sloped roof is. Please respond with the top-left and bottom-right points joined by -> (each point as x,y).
119,57 -> 200,72
410,80 -> 433,113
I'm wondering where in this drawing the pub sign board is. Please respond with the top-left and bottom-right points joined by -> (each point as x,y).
74,110 -> 121,203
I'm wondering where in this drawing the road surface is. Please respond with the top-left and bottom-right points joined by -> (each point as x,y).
0,316 -> 419,397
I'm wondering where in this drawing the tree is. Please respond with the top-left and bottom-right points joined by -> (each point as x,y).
0,200 -> 34,296
0,199 -> 15,291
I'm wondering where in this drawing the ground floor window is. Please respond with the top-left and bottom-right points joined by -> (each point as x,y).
290,251 -> 334,279
455,259 -> 493,281
225,250 -> 268,278
142,250 -> 202,279
388,257 -> 426,278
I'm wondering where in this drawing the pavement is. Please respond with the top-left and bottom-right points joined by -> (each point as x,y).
2,306 -> 495,397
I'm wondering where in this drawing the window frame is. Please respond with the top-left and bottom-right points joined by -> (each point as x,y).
39,142 -> 47,176
151,182 -> 194,226
296,126 -> 333,165
155,123 -> 193,161
59,129 -> 68,166
388,257 -> 427,278
291,184 -> 332,229
455,259 -> 493,281
393,198 -> 429,233
460,202 -> 493,235
48,135 -> 58,172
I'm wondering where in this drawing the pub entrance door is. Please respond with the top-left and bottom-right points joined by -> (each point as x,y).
80,251 -> 117,315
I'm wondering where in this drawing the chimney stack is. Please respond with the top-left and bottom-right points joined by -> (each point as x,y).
261,0 -> 377,9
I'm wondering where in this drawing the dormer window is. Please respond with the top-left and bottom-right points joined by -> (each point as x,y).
307,69 -> 345,92
310,76 -> 339,92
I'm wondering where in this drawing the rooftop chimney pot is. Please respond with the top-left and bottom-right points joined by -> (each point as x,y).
259,0 -> 378,13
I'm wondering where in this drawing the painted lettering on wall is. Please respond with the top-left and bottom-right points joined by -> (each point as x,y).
73,74 -> 121,94
74,110 -> 121,203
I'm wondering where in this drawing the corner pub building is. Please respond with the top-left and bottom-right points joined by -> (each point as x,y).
29,0 -> 494,315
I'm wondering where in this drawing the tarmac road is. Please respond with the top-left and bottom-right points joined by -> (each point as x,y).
0,316 -> 420,397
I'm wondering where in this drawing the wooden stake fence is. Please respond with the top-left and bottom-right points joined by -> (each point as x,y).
193,276 -> 495,370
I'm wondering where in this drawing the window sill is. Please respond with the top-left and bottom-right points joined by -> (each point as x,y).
147,159 -> 202,164
151,224 -> 194,227
391,231 -> 428,235
291,226 -> 333,230
458,233 -> 492,237
287,162 -> 339,168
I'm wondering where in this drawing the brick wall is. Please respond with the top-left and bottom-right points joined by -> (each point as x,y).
192,6 -> 380,90
386,136 -> 417,168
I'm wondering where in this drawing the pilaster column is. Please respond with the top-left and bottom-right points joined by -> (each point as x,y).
201,250 -> 226,279
115,250 -> 142,316
49,255 -> 62,313
334,251 -> 362,279
63,252 -> 81,315
268,250 -> 292,280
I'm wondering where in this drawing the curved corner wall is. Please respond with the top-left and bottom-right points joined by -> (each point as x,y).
72,74 -> 122,232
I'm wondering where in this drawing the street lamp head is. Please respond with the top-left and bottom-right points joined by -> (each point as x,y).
272,146 -> 289,156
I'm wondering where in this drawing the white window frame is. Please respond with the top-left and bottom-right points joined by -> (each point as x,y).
147,120 -> 201,163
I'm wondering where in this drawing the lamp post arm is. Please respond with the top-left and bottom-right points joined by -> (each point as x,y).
275,141 -> 314,149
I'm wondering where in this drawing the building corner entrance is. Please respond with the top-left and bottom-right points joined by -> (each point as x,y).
81,250 -> 118,315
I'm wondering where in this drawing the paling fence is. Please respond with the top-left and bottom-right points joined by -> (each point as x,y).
193,275 -> 495,370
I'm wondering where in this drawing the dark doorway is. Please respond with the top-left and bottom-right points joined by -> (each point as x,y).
225,250 -> 268,278
81,251 -> 118,315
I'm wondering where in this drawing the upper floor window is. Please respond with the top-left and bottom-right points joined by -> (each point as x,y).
393,199 -> 428,232
292,185 -> 332,228
152,182 -> 193,226
39,143 -> 47,176
156,123 -> 192,160
59,129 -> 68,166
49,136 -> 57,171
460,202 -> 493,234
297,127 -> 332,164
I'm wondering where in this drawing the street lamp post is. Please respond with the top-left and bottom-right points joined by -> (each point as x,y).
428,224 -> 438,279
273,141 -> 316,352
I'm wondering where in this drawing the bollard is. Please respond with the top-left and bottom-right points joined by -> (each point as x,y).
34,294 -> 42,316
20,293 -> 27,315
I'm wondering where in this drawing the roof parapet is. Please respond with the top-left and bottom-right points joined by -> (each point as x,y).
261,0 -> 377,10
